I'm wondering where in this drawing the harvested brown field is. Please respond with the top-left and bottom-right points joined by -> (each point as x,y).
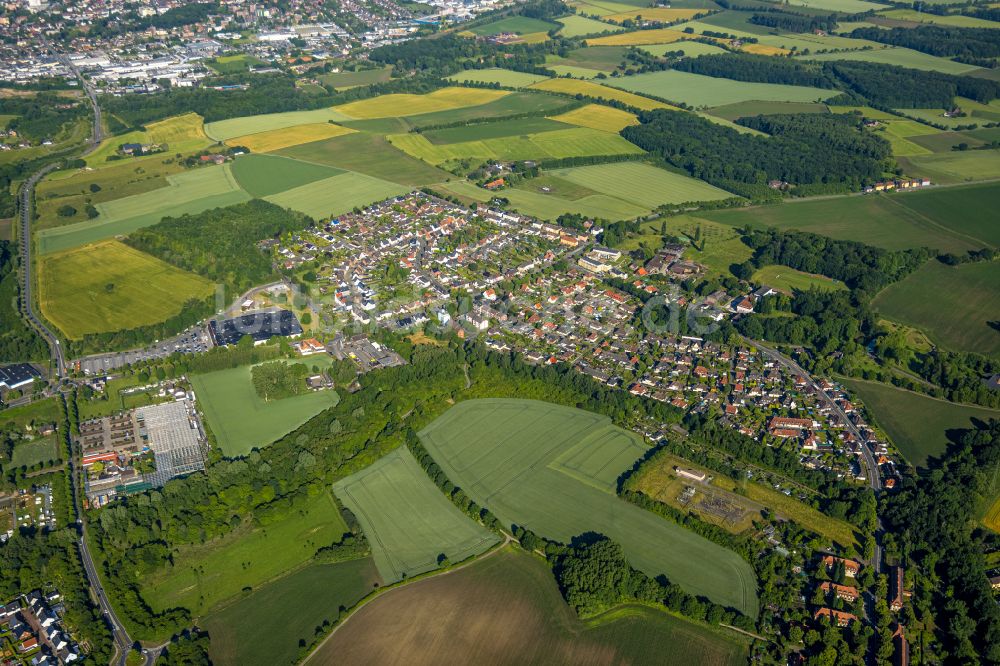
307,547 -> 748,666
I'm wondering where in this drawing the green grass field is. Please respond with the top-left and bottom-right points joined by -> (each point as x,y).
607,70 -> 835,108
402,92 -> 578,129
642,41 -> 729,57
333,88 -> 509,120
276,131 -> 453,186
86,113 -> 214,166
388,127 -> 643,165
878,8 -> 1000,28
619,215 -> 753,277
899,150 -> 1000,184
530,78 -> 676,111
0,398 -> 60,431
319,66 -> 393,89
38,240 -> 214,339
466,15 -> 558,35
310,547 -> 749,666
191,363 -> 340,456
548,162 -> 730,206
264,171 -> 409,219
422,117 -> 572,144
556,14 -> 623,37
141,491 -> 349,615
37,164 -> 251,255
908,130 -> 987,153
705,101 -> 829,121
230,154 -> 343,197
752,264 -> 847,293
799,47 -> 980,75
778,0 -> 891,12
872,259 -> 1000,357
229,122 -> 355,153
205,108 -> 354,142
438,179 -> 650,221
446,68 -> 551,87
10,437 -> 59,469
547,64 -> 604,78
205,558 -> 380,666
332,447 -> 500,582
548,104 -> 638,132
700,185 -> 998,254
418,399 -> 758,616
842,379 -> 1000,467
547,46 -> 630,72
756,33 -> 885,52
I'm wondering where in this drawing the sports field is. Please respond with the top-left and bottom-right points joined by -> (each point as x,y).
229,122 -> 355,153
752,265 -> 847,294
37,164 -> 251,254
842,379 -> 1000,467
205,558 -> 380,666
387,127 -> 643,165
205,108 -> 354,142
872,259 -> 1000,357
529,78 -> 674,111
190,363 -> 340,456
333,88 -> 509,119
549,104 -> 638,132
87,113 -> 213,165
141,491 -> 349,615
418,399 -> 758,615
37,240 -> 214,339
309,547 -> 750,666
230,154 -> 343,197
264,171 -> 408,219
556,14 -> 623,37
277,131 -> 452,186
446,69 -> 551,87
700,186 -> 996,254
332,447 -> 501,582
607,70 -> 834,107
799,47 -> 980,75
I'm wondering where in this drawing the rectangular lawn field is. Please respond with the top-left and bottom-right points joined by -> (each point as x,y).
872,259 -> 1000,357
204,108 -> 354,142
230,154 -> 344,198
842,379 -> 1000,467
10,437 -> 59,469
799,47 -> 980,74
422,117 -> 572,144
549,162 -> 731,207
446,69 -> 551,87
898,150 -> 1000,183
465,15 -> 558,35
529,78 -> 676,110
706,101 -> 829,121
607,70 -> 834,107
307,547 -> 749,666
549,104 -> 639,132
332,447 -> 500,582
751,264 -> 847,293
205,558 -> 381,666
319,66 -> 393,89
38,240 -> 214,339
333,88 -> 509,119
191,363 -> 340,456
228,122 -> 355,153
264,171 -> 409,219
140,490 -> 349,616
556,14 -> 624,37
418,399 -> 758,616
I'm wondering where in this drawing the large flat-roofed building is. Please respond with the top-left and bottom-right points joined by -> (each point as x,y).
0,364 -> 41,392
135,400 -> 207,486
209,309 -> 302,347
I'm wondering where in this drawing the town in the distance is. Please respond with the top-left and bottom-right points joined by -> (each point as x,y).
0,0 -> 997,665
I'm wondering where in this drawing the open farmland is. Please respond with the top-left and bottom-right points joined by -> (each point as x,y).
141,491 -> 350,616
556,14 -> 623,37
604,7 -> 702,21
779,0 -> 889,11
386,127 -> 643,165
619,215 -> 754,277
607,71 -> 835,107
205,558 -> 381,666
229,122 -> 355,153
230,154 -> 343,197
585,27 -> 697,46
332,448 -> 500,582
842,379 -> 1000,467
706,101 -> 829,121
446,68 -> 550,87
264,171 -> 408,219
310,547 -> 749,666
547,46 -> 630,72
752,265 -> 848,294
465,15 -> 558,35
643,41 -> 728,57
205,108 -> 354,141
422,117 -> 572,143
700,186 -> 997,254
549,104 -> 638,132
547,162 -> 730,207
437,179 -> 650,221
86,113 -> 213,165
799,48 -> 980,75
528,77 -> 675,110
276,132 -> 452,186
419,399 -> 758,615
37,240 -> 214,339
877,8 -> 1000,28
333,88 -> 509,119
190,363 -> 340,457
872,259 -> 1000,357
900,150 -> 1000,184
37,164 -> 251,254
319,66 -> 393,89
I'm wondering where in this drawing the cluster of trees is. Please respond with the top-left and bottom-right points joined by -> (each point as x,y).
156,630 -> 213,666
251,361 -> 309,401
829,61 -> 1000,108
369,33 -> 558,78
912,349 -> 1000,409
622,110 -> 891,199
749,10 -> 838,33
125,199 -> 311,294
0,241 -> 47,363
672,53 -> 834,89
881,421 -> 1000,663
849,25 -> 1000,60
0,93 -> 88,143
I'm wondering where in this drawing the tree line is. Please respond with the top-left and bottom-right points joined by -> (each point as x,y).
849,25 -> 1000,60
0,241 -> 48,363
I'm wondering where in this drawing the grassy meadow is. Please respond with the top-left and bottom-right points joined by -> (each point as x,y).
843,379 -> 1000,467
230,154 -> 344,198
332,447 -> 500,582
10,437 -> 59,469
264,171 -> 408,219
529,78 -> 676,110
310,547 -> 749,666
752,265 -> 848,294
333,88 -> 509,119
547,162 -> 730,207
205,558 -> 381,666
37,240 -> 214,339
86,113 -> 213,166
799,47 -> 981,74
190,363 -> 340,456
548,104 -> 639,132
607,70 -> 835,107
229,122 -> 355,153
205,108 -> 354,142
706,101 -> 829,121
446,69 -> 551,87
319,66 -> 393,90
900,150 -> 1000,184
556,14 -> 623,37
419,399 -> 758,616
141,490 -> 349,615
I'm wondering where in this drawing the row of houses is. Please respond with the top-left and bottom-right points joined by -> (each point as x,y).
0,589 -> 80,664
